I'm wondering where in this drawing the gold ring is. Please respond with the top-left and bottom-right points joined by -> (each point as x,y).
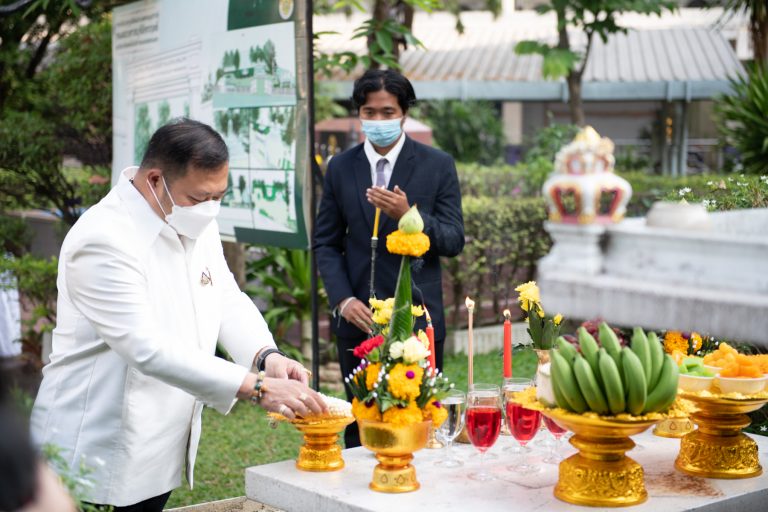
302,368 -> 312,377
279,404 -> 291,417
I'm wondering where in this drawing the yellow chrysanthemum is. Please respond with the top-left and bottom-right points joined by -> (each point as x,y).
663,331 -> 688,355
382,401 -> 424,426
352,398 -> 382,422
372,308 -> 392,325
411,305 -> 424,317
365,363 -> 381,391
388,363 -> 424,401
423,399 -> 448,428
515,281 -> 541,305
416,329 -> 429,348
386,230 -> 430,257
554,313 -> 563,325
691,333 -> 703,352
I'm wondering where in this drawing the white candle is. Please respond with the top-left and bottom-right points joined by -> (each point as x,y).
465,297 -> 475,387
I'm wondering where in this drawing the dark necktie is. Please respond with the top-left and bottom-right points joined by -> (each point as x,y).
375,158 -> 387,188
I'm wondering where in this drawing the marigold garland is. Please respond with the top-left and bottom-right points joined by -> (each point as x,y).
382,401 -> 424,426
386,230 -> 430,257
365,363 -> 381,391
422,399 -> 448,428
388,363 -> 424,401
663,331 -> 689,354
352,398 -> 382,422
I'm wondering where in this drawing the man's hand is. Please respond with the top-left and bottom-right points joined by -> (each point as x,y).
264,353 -> 310,385
366,185 -> 409,220
340,298 -> 373,334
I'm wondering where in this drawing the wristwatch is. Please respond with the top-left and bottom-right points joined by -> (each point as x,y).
256,347 -> 287,372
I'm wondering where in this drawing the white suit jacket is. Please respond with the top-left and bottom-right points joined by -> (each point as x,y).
30,167 -> 275,506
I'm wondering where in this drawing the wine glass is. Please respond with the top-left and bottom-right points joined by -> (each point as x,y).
434,390 -> 466,468
542,416 -> 569,464
504,379 -> 541,474
502,378 -> 534,456
466,384 -> 502,481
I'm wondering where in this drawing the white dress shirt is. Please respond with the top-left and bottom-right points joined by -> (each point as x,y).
363,132 -> 406,188
30,167 -> 276,506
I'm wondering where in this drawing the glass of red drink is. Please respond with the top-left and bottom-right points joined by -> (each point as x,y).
466,384 -> 502,481
503,379 -> 541,474
543,416 -> 569,464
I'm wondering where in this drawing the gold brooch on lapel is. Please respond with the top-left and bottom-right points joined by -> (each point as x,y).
200,267 -> 213,286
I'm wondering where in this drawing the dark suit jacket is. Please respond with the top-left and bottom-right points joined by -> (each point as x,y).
313,136 -> 465,341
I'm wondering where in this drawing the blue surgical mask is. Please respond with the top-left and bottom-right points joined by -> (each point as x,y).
361,118 -> 403,147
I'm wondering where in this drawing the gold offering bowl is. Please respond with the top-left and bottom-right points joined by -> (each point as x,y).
512,389 -> 668,508
359,420 -> 431,493
675,391 -> 768,479
269,413 -> 355,472
653,416 -> 695,438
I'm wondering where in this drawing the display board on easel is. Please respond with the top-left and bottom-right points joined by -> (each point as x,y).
112,0 -> 311,248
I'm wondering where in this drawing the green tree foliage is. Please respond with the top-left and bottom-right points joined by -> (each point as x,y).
0,14 -> 114,225
415,100 -> 505,165
715,65 -> 768,175
720,0 -> 767,67
515,0 -> 675,126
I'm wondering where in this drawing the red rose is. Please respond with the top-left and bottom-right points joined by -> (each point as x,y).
353,335 -> 384,359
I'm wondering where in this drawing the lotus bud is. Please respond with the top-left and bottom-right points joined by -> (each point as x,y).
398,205 -> 424,234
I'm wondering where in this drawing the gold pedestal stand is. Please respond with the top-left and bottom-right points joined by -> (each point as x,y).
359,420 -> 431,493
653,416 -> 694,438
675,393 -> 768,479
541,409 -> 659,508
269,414 -> 355,472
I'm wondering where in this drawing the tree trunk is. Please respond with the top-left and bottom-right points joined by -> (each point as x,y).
300,313 -> 313,364
751,12 -> 768,67
222,242 -> 247,291
567,71 -> 586,126
368,0 -> 390,70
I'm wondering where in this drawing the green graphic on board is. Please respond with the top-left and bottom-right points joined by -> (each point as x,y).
227,0 -> 295,30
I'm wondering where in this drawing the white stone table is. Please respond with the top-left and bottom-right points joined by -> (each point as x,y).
246,430 -> 768,512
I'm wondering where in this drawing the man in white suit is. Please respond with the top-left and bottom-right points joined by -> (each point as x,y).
31,119 -> 325,511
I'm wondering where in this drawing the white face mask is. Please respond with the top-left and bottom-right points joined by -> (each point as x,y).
147,176 -> 221,239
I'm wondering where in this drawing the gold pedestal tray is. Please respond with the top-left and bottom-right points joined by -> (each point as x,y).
675,391 -> 768,479
653,416 -> 695,438
541,408 -> 659,508
359,420 -> 430,493
269,413 -> 355,472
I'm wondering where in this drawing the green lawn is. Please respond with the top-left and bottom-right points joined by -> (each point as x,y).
166,348 -> 538,508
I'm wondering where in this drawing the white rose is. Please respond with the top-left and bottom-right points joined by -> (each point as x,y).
402,336 -> 429,364
389,341 -> 405,360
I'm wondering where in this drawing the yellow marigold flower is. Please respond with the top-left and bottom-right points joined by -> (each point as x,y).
388,363 -> 424,401
663,331 -> 688,355
386,230 -> 430,257
365,363 -> 381,391
554,313 -> 563,325
411,305 -> 424,317
352,398 -> 382,422
691,333 -> 703,352
423,399 -> 448,428
382,401 -> 423,426
369,298 -> 385,310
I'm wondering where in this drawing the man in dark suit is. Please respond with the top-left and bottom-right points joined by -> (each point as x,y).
314,69 -> 465,447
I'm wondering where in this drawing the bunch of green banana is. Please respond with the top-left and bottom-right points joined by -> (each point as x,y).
551,323 -> 679,416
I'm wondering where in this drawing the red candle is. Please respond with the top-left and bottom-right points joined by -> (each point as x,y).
425,307 -> 436,371
503,309 -> 513,378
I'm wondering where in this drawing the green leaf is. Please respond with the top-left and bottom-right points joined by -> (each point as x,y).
375,30 -> 394,54
388,257 -> 413,342
514,40 -> 551,56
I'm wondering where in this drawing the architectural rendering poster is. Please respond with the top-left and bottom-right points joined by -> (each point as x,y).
112,0 -> 310,247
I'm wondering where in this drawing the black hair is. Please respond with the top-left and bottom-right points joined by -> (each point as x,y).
139,118 -> 229,182
351,69 -> 417,114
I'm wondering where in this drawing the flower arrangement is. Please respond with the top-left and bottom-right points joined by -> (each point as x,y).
346,207 -> 452,428
515,280 -> 562,350
663,330 -> 704,360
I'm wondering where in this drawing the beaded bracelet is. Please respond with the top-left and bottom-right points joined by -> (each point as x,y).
250,371 -> 267,404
